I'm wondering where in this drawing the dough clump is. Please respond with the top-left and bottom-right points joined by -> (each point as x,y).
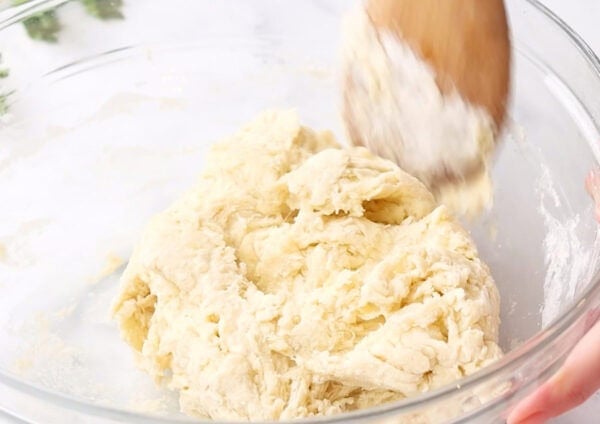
113,111 -> 502,421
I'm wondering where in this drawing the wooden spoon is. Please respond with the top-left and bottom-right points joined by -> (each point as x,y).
343,0 -> 511,185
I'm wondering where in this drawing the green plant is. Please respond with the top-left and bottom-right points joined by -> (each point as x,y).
0,0 -> 125,115
13,0 -> 124,43
0,55 -> 10,116
82,0 -> 123,20
22,9 -> 61,42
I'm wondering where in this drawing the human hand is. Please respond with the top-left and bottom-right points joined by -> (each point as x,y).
507,171 -> 600,424
507,317 -> 600,424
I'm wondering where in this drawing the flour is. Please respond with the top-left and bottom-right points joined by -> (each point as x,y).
11,311 -> 106,401
342,9 -> 495,216
537,164 -> 598,326
509,119 -> 600,327
89,252 -> 125,285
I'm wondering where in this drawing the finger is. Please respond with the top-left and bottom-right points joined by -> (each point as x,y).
585,169 -> 600,196
510,411 -> 547,424
508,320 -> 600,424
585,170 -> 600,221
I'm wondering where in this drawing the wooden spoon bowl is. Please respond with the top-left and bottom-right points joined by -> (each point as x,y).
343,0 -> 511,188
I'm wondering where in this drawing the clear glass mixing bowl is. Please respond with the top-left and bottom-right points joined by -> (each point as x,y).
0,0 -> 599,423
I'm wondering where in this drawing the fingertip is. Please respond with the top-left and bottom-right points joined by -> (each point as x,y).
514,411 -> 549,424
594,206 -> 600,223
506,383 -> 552,424
509,321 -> 600,424
518,412 -> 550,424
586,172 -> 594,194
585,169 -> 600,199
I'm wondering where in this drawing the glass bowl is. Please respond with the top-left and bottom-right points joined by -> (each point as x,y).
1,0 -> 599,422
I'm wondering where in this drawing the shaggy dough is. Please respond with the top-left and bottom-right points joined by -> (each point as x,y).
113,111 -> 502,421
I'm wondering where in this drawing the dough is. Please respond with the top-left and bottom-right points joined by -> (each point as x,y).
113,111 -> 502,421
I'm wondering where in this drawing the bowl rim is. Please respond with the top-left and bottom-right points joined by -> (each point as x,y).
0,0 -> 599,422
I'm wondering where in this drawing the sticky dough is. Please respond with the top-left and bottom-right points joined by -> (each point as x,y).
113,111 -> 502,421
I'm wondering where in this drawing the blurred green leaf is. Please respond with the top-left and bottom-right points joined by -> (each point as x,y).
0,95 -> 8,115
2,0 -> 126,115
0,89 -> 13,116
22,10 -> 61,42
13,0 -> 61,42
81,0 -> 123,20
0,54 -> 8,115
13,0 -> 124,43
0,54 -> 8,79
